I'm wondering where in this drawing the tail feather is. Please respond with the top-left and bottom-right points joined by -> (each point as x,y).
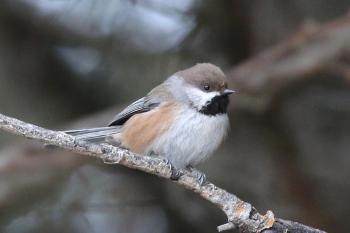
63,126 -> 121,143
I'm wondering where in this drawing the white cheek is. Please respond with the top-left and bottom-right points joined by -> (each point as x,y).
185,87 -> 220,109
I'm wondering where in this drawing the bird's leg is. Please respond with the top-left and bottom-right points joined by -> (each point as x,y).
186,165 -> 207,186
149,151 -> 183,180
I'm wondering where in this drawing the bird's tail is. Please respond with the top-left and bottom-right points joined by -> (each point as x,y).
63,126 -> 122,143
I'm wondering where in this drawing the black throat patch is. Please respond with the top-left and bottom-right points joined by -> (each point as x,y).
199,95 -> 229,116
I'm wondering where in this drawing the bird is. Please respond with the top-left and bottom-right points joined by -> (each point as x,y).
64,63 -> 235,182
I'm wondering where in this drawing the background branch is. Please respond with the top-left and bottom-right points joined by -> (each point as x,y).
228,14 -> 350,111
0,113 -> 326,233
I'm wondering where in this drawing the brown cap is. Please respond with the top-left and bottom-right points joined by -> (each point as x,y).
175,63 -> 227,92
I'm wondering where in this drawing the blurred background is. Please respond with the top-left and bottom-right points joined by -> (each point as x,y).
0,0 -> 350,232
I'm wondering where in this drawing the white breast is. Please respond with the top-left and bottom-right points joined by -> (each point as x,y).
146,105 -> 229,168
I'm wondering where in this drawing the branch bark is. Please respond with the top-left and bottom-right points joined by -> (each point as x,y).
0,113 -> 326,233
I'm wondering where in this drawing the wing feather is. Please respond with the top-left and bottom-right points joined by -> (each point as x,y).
63,86 -> 166,143
63,126 -> 121,143
108,97 -> 160,126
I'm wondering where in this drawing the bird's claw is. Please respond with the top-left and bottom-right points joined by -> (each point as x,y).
160,160 -> 207,184
149,151 -> 184,181
160,158 -> 184,180
193,170 -> 207,186
170,168 -> 184,180
186,165 -> 207,186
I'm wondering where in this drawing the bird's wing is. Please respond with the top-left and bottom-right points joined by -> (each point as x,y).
62,86 -> 166,143
62,95 -> 162,143
108,97 -> 161,126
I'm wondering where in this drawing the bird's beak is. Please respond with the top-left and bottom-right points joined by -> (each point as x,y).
222,89 -> 236,96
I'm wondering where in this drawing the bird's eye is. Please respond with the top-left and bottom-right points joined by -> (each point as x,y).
203,85 -> 210,91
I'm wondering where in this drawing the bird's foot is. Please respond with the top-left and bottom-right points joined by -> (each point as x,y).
149,151 -> 184,181
170,167 -> 184,181
186,165 -> 207,186
160,158 -> 183,180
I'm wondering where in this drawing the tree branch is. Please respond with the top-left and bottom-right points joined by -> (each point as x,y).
0,113 -> 326,233
228,14 -> 350,110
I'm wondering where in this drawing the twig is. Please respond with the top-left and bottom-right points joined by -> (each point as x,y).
0,113 -> 327,233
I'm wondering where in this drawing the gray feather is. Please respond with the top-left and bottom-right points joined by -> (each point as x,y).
63,126 -> 121,143
64,84 -> 169,143
108,97 -> 160,126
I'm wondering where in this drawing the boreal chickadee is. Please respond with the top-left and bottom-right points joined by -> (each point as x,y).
65,63 -> 235,180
